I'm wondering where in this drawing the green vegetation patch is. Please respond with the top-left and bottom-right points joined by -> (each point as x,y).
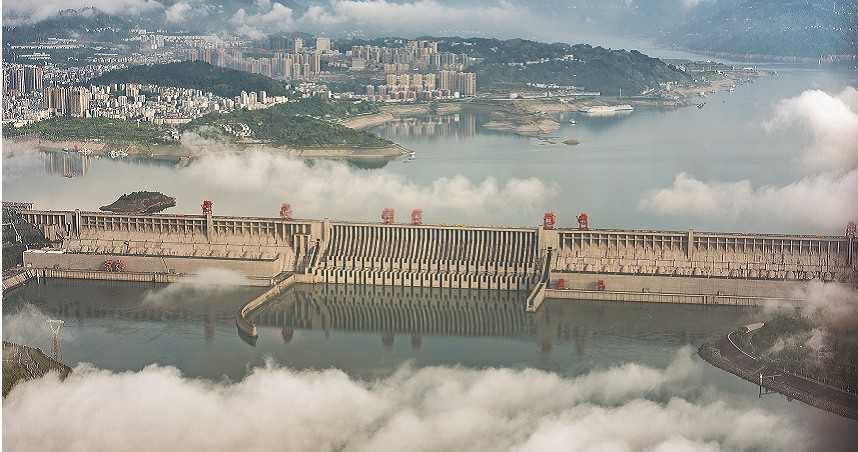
751,313 -> 858,392
184,99 -> 390,148
4,118 -> 176,145
88,61 -> 292,98
474,45 -> 691,96
273,97 -> 380,118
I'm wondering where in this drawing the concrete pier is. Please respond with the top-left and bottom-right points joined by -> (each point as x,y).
17,209 -> 858,310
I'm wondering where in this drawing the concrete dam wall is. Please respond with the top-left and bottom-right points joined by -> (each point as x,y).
315,222 -> 542,290
18,209 -> 857,309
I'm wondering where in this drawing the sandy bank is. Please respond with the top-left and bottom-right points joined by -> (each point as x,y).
344,102 -> 464,129
247,143 -> 409,159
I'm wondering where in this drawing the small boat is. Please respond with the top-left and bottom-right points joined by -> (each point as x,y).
568,119 -> 577,125
696,103 -> 706,109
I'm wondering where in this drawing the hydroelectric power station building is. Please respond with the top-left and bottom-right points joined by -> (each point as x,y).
16,207 -> 858,313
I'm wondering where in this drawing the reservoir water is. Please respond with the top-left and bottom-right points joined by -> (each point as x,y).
3,67 -> 854,232
3,66 -> 857,449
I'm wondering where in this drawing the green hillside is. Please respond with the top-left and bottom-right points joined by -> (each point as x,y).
183,100 -> 390,148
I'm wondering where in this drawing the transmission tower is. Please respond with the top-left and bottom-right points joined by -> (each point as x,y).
46,319 -> 64,362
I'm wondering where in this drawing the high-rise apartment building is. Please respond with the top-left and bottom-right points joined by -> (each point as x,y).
309,51 -> 321,74
438,70 -> 457,91
457,72 -> 476,96
5,66 -> 43,95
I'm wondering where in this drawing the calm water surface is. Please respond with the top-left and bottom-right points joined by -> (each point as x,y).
4,279 -> 857,449
3,67 -> 857,447
2,68 -> 853,232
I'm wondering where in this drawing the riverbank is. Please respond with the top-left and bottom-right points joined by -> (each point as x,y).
699,332 -> 858,421
346,69 -> 759,137
344,103 -> 464,129
5,137 -> 410,161
244,143 -> 409,159
3,341 -> 72,397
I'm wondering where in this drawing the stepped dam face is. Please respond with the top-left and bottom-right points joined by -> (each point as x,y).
18,209 -> 858,310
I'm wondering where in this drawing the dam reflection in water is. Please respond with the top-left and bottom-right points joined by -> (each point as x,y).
4,279 -> 760,378
249,284 -> 757,356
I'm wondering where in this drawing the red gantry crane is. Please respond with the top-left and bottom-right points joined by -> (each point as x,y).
411,209 -> 423,225
543,212 -> 556,230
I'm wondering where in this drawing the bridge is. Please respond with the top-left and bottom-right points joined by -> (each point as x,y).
17,208 -> 857,311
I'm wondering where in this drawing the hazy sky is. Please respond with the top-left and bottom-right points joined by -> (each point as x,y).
0,0 -> 736,42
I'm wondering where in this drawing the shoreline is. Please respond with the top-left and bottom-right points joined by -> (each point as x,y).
5,137 -> 410,161
344,103 -> 464,129
342,69 -> 763,137
699,334 -> 858,421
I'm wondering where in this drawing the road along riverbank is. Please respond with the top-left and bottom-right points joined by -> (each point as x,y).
699,331 -> 858,421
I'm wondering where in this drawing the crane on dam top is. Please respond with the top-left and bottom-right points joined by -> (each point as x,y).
543,212 -> 556,230
578,213 -> 590,230
411,209 -> 423,225
280,203 -> 293,220
201,200 -> 213,214
381,208 -> 395,225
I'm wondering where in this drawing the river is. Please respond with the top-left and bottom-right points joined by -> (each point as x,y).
3,67 -> 854,233
3,66 -> 857,449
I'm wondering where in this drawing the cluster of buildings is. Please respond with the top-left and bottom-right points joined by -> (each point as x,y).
367,70 -> 476,101
3,64 -> 51,124
2,35 -> 482,127
3,65 -> 45,95
344,40 -> 471,73
176,37 -> 329,81
41,82 -> 288,125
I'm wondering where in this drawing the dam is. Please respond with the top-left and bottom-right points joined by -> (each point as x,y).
15,207 -> 858,311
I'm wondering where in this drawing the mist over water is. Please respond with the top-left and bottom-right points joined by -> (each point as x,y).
3,68 -> 853,232
4,280 -> 858,451
3,67 -> 858,450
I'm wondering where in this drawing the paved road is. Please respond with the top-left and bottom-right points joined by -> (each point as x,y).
715,332 -> 858,420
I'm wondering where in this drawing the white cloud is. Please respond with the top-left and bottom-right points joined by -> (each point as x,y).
3,0 -> 164,25
228,0 -> 540,39
789,281 -> 858,331
2,348 -> 809,452
230,1 -> 297,40
640,170 -> 858,231
178,135 -> 556,221
2,304 -> 59,348
164,2 -> 194,24
641,87 -> 858,232
764,87 -> 858,174
142,268 -> 252,306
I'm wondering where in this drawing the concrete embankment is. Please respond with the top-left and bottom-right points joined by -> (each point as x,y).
344,103 -> 464,129
699,334 -> 858,420
545,287 -> 797,307
4,269 -> 276,291
235,273 -> 313,340
2,268 -> 37,292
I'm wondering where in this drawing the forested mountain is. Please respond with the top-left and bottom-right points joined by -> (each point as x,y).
437,38 -> 692,95
666,0 -> 852,58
